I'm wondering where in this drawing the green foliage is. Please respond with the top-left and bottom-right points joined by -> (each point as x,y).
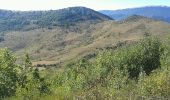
1,36 -> 170,99
0,51 -> 50,99
44,37 -> 168,99
15,54 -> 51,99
0,7 -> 112,32
137,68 -> 170,99
95,37 -> 163,78
24,53 -> 32,68
0,48 -> 19,98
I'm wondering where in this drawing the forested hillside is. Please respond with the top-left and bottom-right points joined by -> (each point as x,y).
0,7 -> 112,32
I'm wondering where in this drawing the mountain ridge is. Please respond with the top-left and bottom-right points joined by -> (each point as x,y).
0,6 -> 113,32
99,6 -> 170,22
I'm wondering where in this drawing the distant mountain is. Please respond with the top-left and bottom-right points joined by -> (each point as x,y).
122,15 -> 154,22
99,6 -> 170,22
0,7 -> 112,32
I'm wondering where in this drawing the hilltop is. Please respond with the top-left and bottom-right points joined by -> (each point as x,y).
0,7 -> 112,32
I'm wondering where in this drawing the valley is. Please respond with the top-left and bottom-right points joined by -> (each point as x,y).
0,5 -> 170,99
0,8 -> 170,65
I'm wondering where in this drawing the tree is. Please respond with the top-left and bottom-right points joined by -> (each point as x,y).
24,53 -> 32,68
0,48 -> 19,97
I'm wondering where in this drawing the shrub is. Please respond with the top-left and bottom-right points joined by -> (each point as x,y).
0,48 -> 19,98
95,37 -> 163,79
137,68 -> 170,99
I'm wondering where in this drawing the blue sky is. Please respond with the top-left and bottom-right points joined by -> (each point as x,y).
0,0 -> 170,11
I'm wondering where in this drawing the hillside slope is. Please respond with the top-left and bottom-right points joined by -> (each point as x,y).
99,6 -> 170,22
1,15 -> 170,65
0,7 -> 112,32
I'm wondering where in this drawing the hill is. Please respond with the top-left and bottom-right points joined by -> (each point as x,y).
99,6 -> 170,22
1,6 -> 170,100
0,7 -> 112,32
0,14 -> 170,65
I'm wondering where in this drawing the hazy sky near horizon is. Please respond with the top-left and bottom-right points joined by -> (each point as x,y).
0,0 -> 170,11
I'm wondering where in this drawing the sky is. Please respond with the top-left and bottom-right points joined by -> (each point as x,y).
0,0 -> 170,11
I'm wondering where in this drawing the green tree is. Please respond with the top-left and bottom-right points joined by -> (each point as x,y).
0,48 -> 19,97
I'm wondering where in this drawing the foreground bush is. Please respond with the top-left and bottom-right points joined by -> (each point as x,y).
0,49 -> 19,98
0,49 -> 50,99
137,68 -> 170,99
95,37 -> 163,79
